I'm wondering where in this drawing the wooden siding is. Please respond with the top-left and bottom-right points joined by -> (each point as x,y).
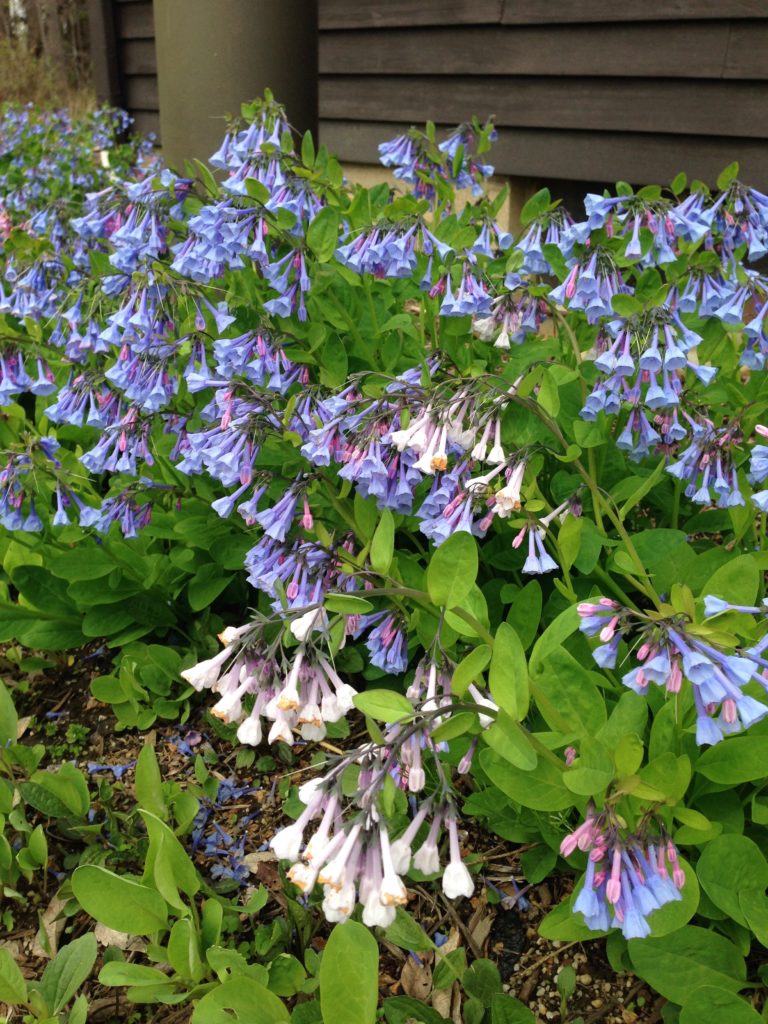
88,0 -> 159,140
318,2 -> 768,188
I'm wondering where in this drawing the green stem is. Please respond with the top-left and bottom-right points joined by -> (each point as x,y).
364,584 -> 495,647
671,477 -> 682,531
362,277 -> 379,335
586,447 -> 605,534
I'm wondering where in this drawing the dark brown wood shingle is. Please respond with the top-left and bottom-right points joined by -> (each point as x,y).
319,23 -> 768,79
319,0 -> 767,28
318,3 -> 768,187
320,76 -> 768,139
319,119 -> 768,188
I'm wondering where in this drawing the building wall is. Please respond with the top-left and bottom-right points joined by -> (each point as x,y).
317,0 -> 768,189
89,1 -> 768,195
89,0 -> 159,139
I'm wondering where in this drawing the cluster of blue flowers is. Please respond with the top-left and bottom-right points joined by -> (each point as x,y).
578,598 -> 768,745
561,807 -> 684,938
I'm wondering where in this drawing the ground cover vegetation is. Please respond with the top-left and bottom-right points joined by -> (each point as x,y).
0,95 -> 767,1023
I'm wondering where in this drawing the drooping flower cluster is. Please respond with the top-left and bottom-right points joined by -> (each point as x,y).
562,806 -> 684,938
666,417 -> 744,508
378,119 -> 496,202
179,620 -> 358,747
269,655 -> 495,924
578,599 -> 768,744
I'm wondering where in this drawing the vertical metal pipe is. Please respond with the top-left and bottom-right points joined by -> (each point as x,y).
153,0 -> 317,168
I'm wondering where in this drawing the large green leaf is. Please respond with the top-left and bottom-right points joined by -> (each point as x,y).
38,933 -> 97,1014
306,206 -> 341,262
697,835 -> 768,926
320,920 -> 378,1024
0,947 -> 27,1004
72,865 -> 169,934
191,976 -> 289,1022
426,531 -> 478,608
480,749 -> 572,811
628,926 -> 746,1004
488,623 -> 528,721
680,987 -> 761,1024
697,736 -> 768,784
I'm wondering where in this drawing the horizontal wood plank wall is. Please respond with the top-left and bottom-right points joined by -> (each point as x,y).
318,2 -> 768,187
88,0 -> 159,141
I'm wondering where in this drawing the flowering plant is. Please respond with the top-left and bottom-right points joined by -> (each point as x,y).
2,95 -> 768,1015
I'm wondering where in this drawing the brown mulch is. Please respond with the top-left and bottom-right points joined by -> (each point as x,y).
1,646 -> 663,1023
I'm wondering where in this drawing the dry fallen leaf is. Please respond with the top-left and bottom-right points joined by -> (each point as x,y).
400,954 -> 433,1000
94,923 -> 146,952
31,895 -> 68,958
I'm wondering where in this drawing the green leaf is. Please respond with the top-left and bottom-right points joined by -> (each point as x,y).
564,740 -> 613,796
244,177 -> 270,204
320,921 -> 378,1024
427,531 -> 478,608
451,645 -> 491,698
636,753 -> 691,804
301,131 -> 316,168
463,959 -> 502,1007
481,749 -> 572,811
307,206 -> 341,262
192,158 -> 219,197
433,948 -> 467,989
701,553 -> 759,607
187,564 -> 230,612
134,743 -> 166,819
611,294 -> 643,317
268,954 -> 306,997
488,623 -> 528,721
384,908 -> 436,952
38,933 -> 97,1014
382,996 -> 448,1024
0,678 -> 18,746
520,188 -> 551,227
0,946 -> 28,1004
370,509 -> 395,575
483,710 -> 537,771
619,457 -> 667,519
716,162 -> 739,191
697,736 -> 768,784
627,926 -> 746,1004
491,993 -> 536,1024
11,565 -> 77,617
696,835 -> 768,926
557,515 -> 582,572
431,711 -> 477,743
140,809 -> 201,907
537,367 -> 560,417
680,987 -> 761,1024
167,918 -> 204,983
99,963 -> 174,988
72,865 -> 169,935
22,763 -> 90,817
540,894 -> 608,941
324,594 -> 374,616
68,993 -> 89,1024
530,649 -> 606,739
505,580 -> 542,650
353,689 -> 413,722
191,976 -> 289,1023
670,172 -> 687,196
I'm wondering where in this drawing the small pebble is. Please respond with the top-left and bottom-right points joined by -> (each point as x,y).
591,998 -> 604,1009
579,973 -> 592,984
